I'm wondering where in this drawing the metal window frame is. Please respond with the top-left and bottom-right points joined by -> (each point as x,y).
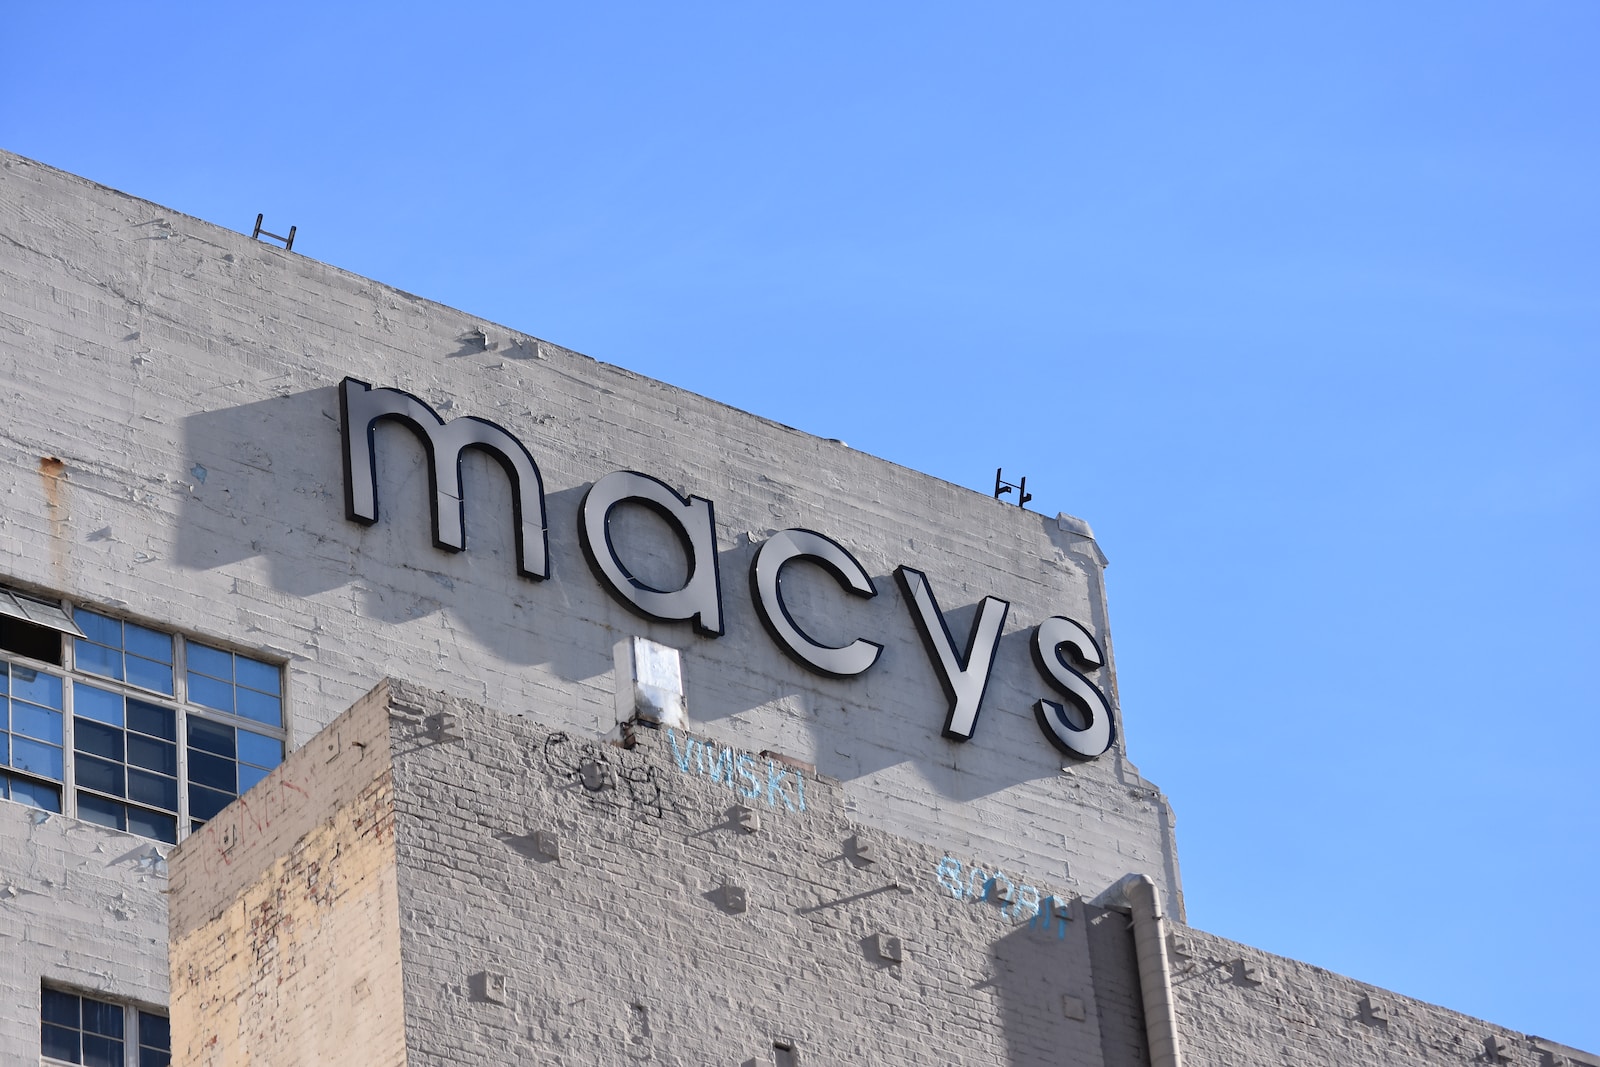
40,983 -> 170,1067
0,596 -> 291,845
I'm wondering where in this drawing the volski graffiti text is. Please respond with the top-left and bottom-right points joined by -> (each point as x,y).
935,855 -> 1073,940
666,730 -> 806,813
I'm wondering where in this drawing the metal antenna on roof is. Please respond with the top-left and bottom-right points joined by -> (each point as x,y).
994,468 -> 1032,507
251,214 -> 296,251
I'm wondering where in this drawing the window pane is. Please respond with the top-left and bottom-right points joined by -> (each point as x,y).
237,730 -> 283,769
74,640 -> 124,682
186,673 -> 233,714
234,656 -> 281,696
75,716 -> 125,758
188,784 -> 234,822
138,1012 -> 170,1049
186,643 -> 232,681
126,806 -> 177,845
75,719 -> 125,762
127,769 -> 177,811
77,792 -> 125,831
41,988 -> 79,1027
126,734 -> 177,776
13,737 -> 64,779
13,667 -> 62,708
10,776 -> 60,811
0,665 -> 9,693
77,755 -> 125,797
186,718 -> 235,758
41,1021 -> 79,1062
82,1033 -> 123,1067
73,608 -> 121,647
235,687 -> 282,728
126,700 -> 176,742
187,750 -> 235,792
237,763 -> 272,794
82,997 -> 124,1038
74,685 -> 124,727
0,733 -> 8,766
13,703 -> 63,743
123,623 -> 172,664
125,656 -> 174,696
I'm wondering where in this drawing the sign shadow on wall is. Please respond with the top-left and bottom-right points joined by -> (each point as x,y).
177,391 -> 611,684
178,390 -> 1111,802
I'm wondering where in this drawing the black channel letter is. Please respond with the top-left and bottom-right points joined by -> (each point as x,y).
579,471 -> 725,636
339,377 -> 549,579
751,529 -> 883,678
895,566 -> 1009,741
1031,616 -> 1114,760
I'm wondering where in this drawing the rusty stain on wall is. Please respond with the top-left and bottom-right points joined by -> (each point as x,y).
38,455 -> 69,578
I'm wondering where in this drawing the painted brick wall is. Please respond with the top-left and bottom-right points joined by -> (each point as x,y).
168,682 -> 406,1066
0,147 -> 1182,922
0,803 -> 169,1061
1167,924 -> 1596,1067
163,681 -> 1599,1067
381,678 -> 1141,1066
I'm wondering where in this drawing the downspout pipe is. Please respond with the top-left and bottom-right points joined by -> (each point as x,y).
1115,873 -> 1184,1067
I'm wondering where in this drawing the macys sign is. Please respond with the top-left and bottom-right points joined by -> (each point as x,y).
338,378 -> 1113,760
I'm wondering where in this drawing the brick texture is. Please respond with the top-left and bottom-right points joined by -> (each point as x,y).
169,684 -> 405,1066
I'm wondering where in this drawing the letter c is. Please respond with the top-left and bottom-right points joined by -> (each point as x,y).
751,529 -> 882,677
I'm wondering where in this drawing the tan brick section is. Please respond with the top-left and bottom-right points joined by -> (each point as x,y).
169,684 -> 407,1067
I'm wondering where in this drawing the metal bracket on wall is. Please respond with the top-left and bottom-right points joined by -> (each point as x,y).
251,213 -> 297,251
994,468 -> 1032,507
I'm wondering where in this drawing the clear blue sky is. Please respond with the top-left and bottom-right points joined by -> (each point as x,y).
6,1 -> 1596,1051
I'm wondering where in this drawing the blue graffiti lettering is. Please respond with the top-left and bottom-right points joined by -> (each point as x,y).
736,754 -> 761,800
766,763 -> 797,812
1012,884 -> 1041,924
666,731 -> 809,813
936,856 -> 964,898
935,853 -> 1069,938
1029,894 -> 1071,940
667,729 -> 697,773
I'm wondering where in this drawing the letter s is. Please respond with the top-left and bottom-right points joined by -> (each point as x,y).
1031,616 -> 1114,760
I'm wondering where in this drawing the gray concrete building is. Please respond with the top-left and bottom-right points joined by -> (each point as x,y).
0,148 -> 1590,1066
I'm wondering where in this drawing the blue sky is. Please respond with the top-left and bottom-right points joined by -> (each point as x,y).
5,1 -> 1597,1050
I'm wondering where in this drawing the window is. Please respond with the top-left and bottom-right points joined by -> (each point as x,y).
0,585 -> 287,845
41,987 -> 169,1067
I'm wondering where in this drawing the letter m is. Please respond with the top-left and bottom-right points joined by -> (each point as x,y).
340,377 -> 549,579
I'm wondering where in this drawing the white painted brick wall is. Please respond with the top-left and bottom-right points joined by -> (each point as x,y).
0,803 -> 169,1060
1166,924 -> 1595,1067
0,148 -> 1182,919
382,679 -> 1136,1066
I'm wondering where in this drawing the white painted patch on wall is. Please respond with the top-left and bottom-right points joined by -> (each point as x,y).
615,635 -> 685,729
